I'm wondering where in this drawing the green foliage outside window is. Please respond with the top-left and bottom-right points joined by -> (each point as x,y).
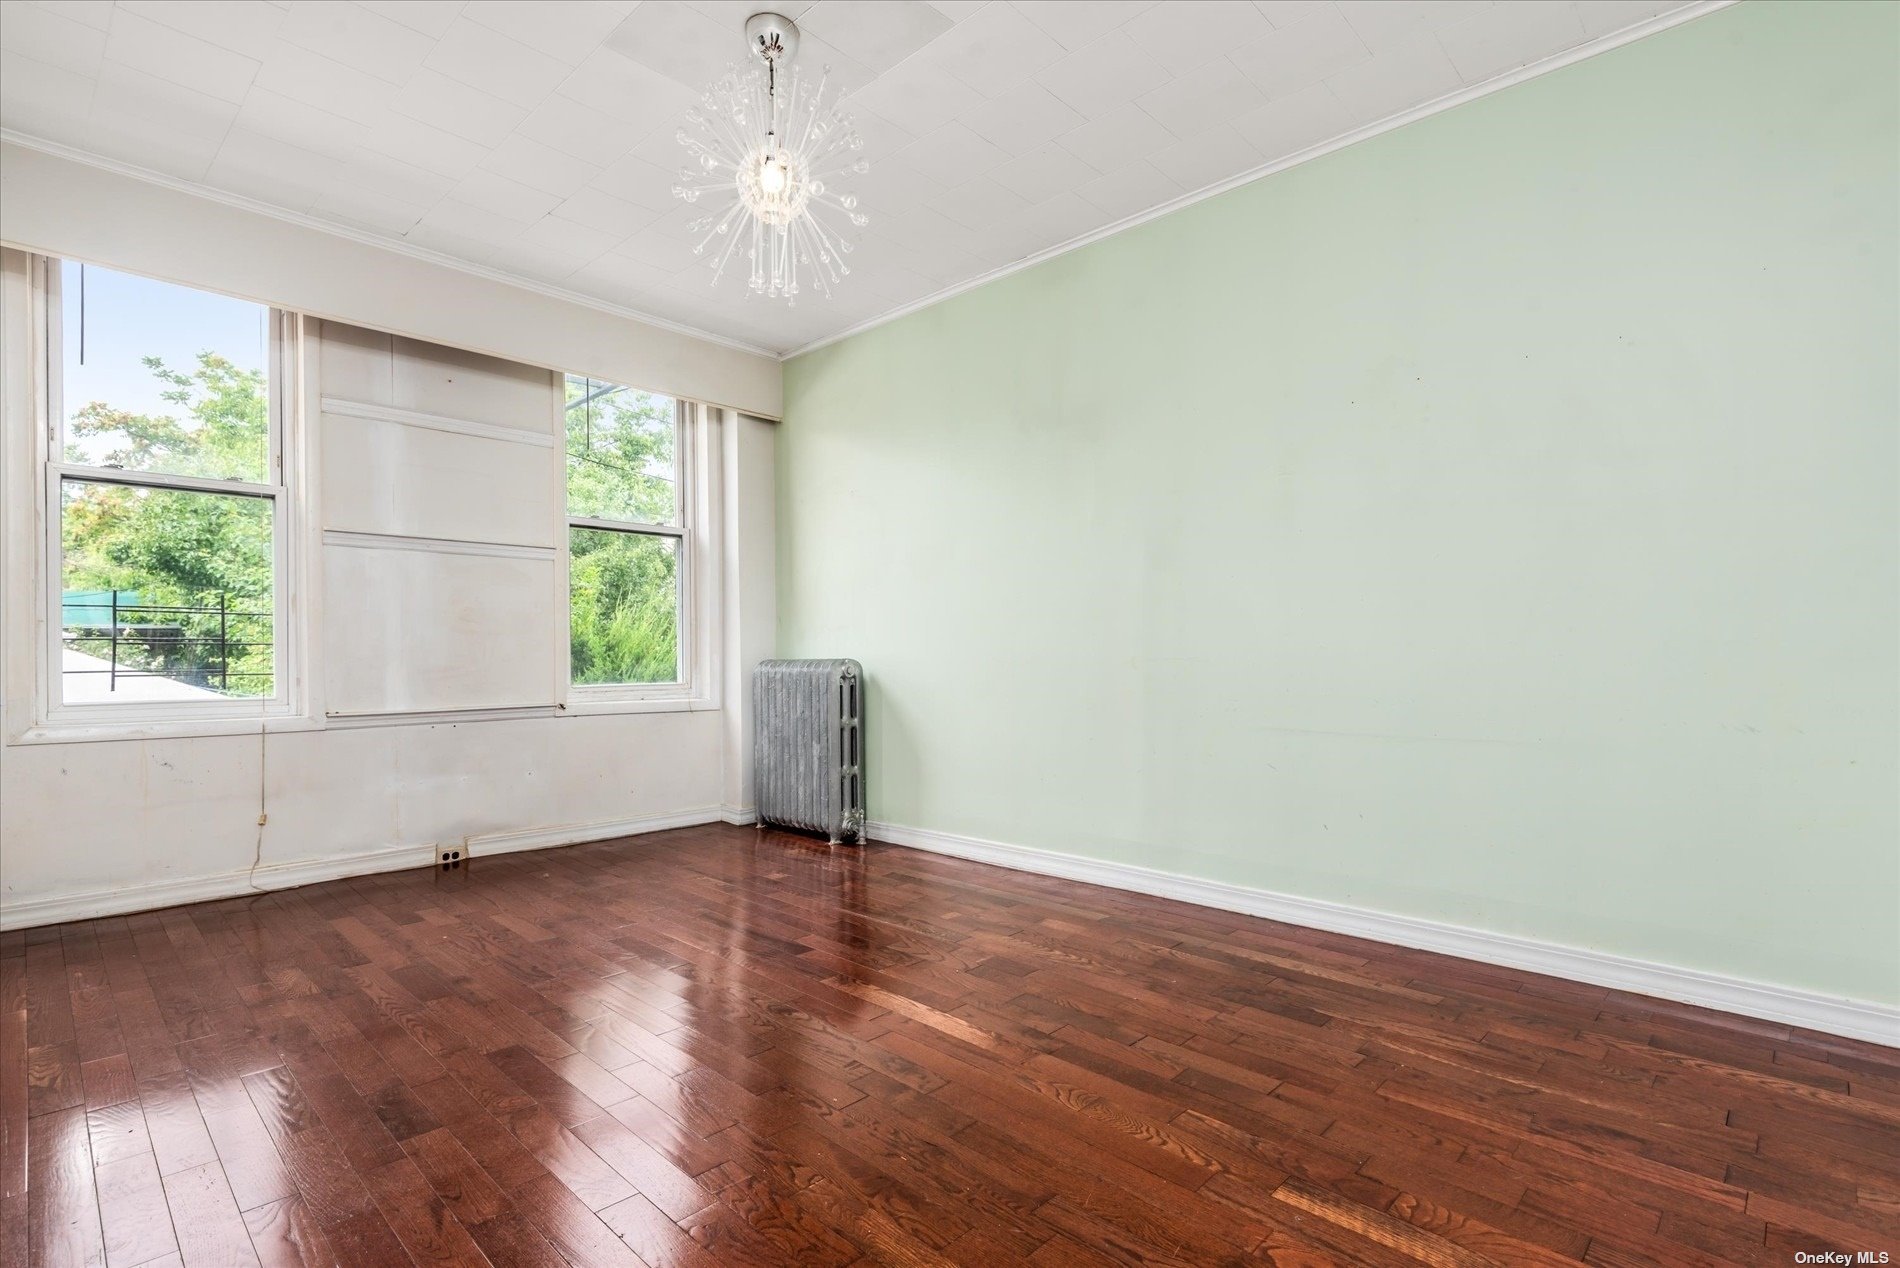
565,378 -> 681,686
60,354 -> 276,696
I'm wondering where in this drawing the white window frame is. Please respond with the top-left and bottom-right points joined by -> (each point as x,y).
557,391 -> 721,715
2,251 -> 311,741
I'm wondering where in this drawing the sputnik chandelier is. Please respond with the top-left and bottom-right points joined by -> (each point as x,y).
673,11 -> 869,304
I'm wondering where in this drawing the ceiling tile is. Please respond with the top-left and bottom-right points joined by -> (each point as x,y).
1012,0 -> 1155,52
92,58 -> 238,141
426,16 -> 574,109
988,138 -> 1101,205
592,152 -> 687,213
555,184 -> 663,236
87,63 -> 236,178
0,50 -> 95,140
410,196 -> 531,247
252,42 -> 401,127
463,0 -> 639,63
393,69 -> 528,147
920,0 -> 984,20
603,1 -> 737,91
402,216 -> 506,263
963,82 -> 1084,157
358,111 -> 490,180
1056,101 -> 1175,173
1252,1 -> 1329,29
568,250 -> 675,304
896,121 -> 1011,182
517,211 -> 624,262
278,1 -> 437,85
785,28 -> 880,97
448,167 -> 564,222
1035,28 -> 1171,118
479,134 -> 603,199
1138,55 -> 1269,139
1121,0 -> 1276,77
354,0 -> 468,39
26,1 -> 112,33
116,0 -> 288,60
104,8 -> 260,104
1147,123 -> 1265,190
336,150 -> 459,207
3,1 -> 107,75
1335,0 -> 1493,53
234,89 -> 370,162
1324,32 -> 1465,121
517,92 -> 641,162
988,191 -> 1103,261
848,151 -> 950,220
872,204 -> 983,257
846,57 -> 986,137
1233,8 -> 1371,100
1436,1 -> 1588,83
1577,0 -> 1688,37
925,2 -> 1066,97
206,129 -> 341,210
934,174 -> 1031,231
556,48 -> 697,128
798,0 -> 953,73
682,1 -> 817,26
1074,158 -> 1183,220
311,182 -> 431,235
1230,81 -> 1352,160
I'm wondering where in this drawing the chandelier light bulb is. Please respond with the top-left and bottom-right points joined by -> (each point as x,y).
760,155 -> 787,195
672,11 -> 869,304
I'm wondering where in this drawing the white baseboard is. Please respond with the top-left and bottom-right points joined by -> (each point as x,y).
720,804 -> 759,825
867,820 -> 1900,1048
0,806 -> 730,930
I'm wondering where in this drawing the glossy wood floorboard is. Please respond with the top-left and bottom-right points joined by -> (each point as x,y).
3,823 -> 1896,1267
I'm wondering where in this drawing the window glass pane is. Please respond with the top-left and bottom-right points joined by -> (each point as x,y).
569,527 -> 678,685
565,375 -> 677,524
60,479 -> 275,701
60,260 -> 270,484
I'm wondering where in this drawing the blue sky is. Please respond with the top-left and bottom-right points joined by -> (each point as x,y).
60,259 -> 268,426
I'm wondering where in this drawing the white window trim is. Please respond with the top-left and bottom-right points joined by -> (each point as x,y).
2,250 -> 315,743
556,395 -> 722,716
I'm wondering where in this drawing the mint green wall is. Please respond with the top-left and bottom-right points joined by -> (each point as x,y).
779,2 -> 1899,1006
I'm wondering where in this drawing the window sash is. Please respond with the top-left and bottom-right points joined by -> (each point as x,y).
564,399 -> 696,698
39,261 -> 295,720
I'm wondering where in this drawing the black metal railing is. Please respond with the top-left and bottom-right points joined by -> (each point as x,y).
62,592 -> 273,694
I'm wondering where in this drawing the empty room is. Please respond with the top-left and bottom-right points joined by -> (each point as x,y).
0,0 -> 1895,1265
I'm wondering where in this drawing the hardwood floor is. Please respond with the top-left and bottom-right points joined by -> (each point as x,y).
3,823 -> 1895,1267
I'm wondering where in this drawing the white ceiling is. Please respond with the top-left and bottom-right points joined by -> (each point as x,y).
1,0 -> 1704,356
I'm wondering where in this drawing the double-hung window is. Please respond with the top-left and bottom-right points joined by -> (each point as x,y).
563,375 -> 696,700
40,258 -> 295,722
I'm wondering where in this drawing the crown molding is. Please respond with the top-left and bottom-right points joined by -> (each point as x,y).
781,0 -> 1739,361
0,129 -> 781,361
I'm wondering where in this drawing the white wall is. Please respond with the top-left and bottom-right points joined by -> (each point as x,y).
0,160 -> 780,928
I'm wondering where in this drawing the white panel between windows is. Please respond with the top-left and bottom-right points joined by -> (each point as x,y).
321,411 -> 558,548
322,542 -> 556,716
315,318 -> 560,716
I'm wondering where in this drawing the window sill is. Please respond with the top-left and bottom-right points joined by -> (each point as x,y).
560,693 -> 719,718
10,714 -> 324,746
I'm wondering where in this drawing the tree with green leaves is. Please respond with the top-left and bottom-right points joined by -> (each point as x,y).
61,352 -> 275,694
565,379 -> 681,685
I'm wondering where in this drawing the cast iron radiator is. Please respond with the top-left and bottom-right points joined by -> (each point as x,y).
754,659 -> 865,844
